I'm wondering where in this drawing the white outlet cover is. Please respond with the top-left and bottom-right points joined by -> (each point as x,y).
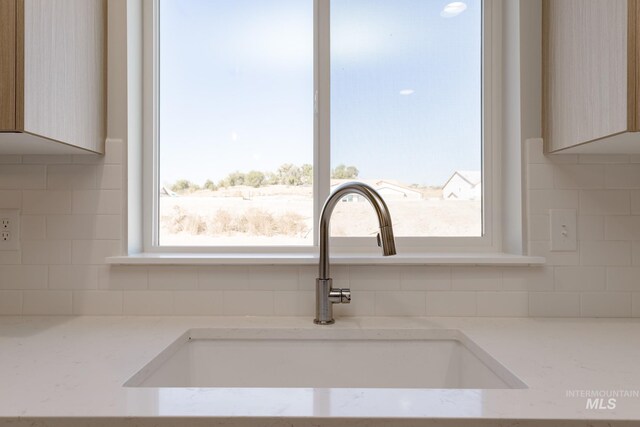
549,209 -> 577,251
0,209 -> 20,251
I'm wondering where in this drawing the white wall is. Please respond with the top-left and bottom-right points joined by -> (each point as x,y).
2,138 -> 639,317
0,0 -> 639,317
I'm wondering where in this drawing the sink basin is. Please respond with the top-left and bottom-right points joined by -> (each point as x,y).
125,328 -> 526,389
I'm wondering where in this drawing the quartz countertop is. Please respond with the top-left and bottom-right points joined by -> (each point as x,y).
1,316 -> 640,426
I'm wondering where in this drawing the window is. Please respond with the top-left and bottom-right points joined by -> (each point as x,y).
144,0 -> 497,253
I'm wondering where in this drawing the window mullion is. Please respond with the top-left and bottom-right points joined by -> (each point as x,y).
314,0 -> 331,247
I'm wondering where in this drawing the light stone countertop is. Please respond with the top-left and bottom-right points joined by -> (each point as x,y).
1,316 -> 640,427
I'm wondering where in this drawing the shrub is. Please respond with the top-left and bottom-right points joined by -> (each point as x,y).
331,164 -> 359,179
203,179 -> 218,191
170,179 -> 200,192
245,170 -> 265,188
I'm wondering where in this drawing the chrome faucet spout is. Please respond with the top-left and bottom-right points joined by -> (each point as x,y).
315,182 -> 397,325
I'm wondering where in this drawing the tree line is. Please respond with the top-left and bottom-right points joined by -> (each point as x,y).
169,163 -> 359,192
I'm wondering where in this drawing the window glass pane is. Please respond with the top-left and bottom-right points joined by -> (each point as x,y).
330,0 -> 482,237
158,0 -> 314,246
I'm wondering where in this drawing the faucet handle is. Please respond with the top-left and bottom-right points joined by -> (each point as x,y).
328,288 -> 351,304
340,288 -> 351,304
376,232 -> 382,247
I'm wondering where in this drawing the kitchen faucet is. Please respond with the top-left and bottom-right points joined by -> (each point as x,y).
315,182 -> 397,325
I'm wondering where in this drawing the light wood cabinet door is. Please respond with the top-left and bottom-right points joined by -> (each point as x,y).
0,0 -> 106,155
543,0 -> 640,153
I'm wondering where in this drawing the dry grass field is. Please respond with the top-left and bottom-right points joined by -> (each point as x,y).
159,185 -> 481,246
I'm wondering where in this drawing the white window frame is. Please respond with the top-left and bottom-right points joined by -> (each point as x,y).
141,0 -> 502,255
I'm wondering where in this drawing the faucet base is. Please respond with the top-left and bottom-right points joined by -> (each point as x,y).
313,318 -> 335,325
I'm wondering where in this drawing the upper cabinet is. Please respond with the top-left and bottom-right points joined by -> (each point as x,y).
543,0 -> 640,154
0,0 -> 105,155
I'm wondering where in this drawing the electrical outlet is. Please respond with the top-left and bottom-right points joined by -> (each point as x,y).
0,210 -> 20,251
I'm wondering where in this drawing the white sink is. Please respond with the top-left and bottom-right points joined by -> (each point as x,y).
125,328 -> 526,389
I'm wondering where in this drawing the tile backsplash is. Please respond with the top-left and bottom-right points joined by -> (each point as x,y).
0,138 -> 639,317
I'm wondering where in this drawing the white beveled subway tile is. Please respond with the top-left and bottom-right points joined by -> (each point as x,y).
98,265 -> 148,290
577,215 -> 604,241
124,291 -> 173,315
632,191 -> 640,214
554,266 -> 606,291
72,154 -> 103,165
21,240 -> 71,265
0,190 -> 21,208
334,290 -> 375,317
47,215 -> 122,240
49,265 -> 99,290
605,216 -> 640,241
96,165 -> 122,189
0,155 -> 22,164
527,164 -> 555,189
374,291 -> 426,316
249,266 -> 298,291
0,265 -> 47,289
0,165 -> 45,189
634,241 -> 640,265
198,266 -> 250,290
451,266 -> 502,291
173,291 -> 224,315
274,290 -> 314,317
72,290 -> 123,315
605,164 -> 640,189
528,189 -> 579,215
47,165 -> 97,189
553,164 -> 604,189
72,190 -> 122,215
23,290 -> 72,315
20,215 -> 46,240
349,266 -> 400,291
579,190 -> 630,215
606,267 -> 640,291
529,292 -> 580,317
23,190 -> 71,214
298,265 -> 349,291
528,215 -> 550,241
0,291 -> 22,315
21,155 -> 71,164
104,139 -> 124,164
274,291 -> 297,316
634,293 -> 640,317
579,241 -> 631,266
0,252 -> 21,265
72,240 -> 122,264
579,154 -> 630,164
502,266 -> 554,291
477,292 -> 528,317
149,266 -> 198,290
222,291 -> 274,316
525,138 -> 544,163
581,292 -> 632,317
528,241 -> 580,266
426,292 -> 477,316
400,266 -> 451,291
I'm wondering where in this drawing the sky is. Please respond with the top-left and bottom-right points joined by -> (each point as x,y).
159,0 -> 481,187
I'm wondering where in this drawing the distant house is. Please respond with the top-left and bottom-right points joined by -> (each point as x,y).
374,181 -> 422,200
330,179 -> 422,201
442,171 -> 481,200
159,186 -> 177,197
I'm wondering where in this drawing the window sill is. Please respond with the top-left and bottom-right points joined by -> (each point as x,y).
106,252 -> 545,266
